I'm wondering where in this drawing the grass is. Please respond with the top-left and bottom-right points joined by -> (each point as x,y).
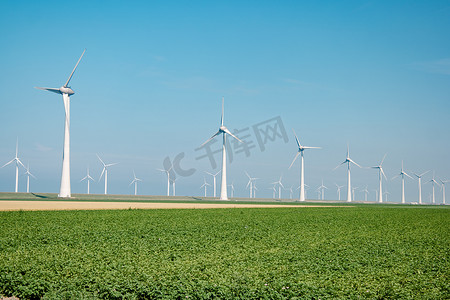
0,205 -> 448,299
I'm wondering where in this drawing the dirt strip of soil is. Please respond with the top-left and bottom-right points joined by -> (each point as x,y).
0,201 -> 344,211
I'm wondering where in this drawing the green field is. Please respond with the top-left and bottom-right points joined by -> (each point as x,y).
0,205 -> 448,299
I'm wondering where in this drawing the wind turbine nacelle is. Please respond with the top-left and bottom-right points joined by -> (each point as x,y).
60,87 -> 75,95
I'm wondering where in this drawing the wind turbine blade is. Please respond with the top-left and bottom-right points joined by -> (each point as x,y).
333,162 -> 345,171
221,97 -> 224,127
292,129 -> 301,148
288,152 -> 300,169
223,128 -> 243,143
381,168 -> 387,180
200,131 -> 221,147
17,159 -> 26,170
405,172 -> 414,180
392,174 -> 399,180
420,170 -> 430,177
99,167 -> 106,181
380,153 -> 387,165
35,87 -> 62,94
303,146 -> 321,149
80,176 -> 88,182
64,49 -> 86,87
1,159 -> 15,168
106,163 -> 118,167
245,171 -> 250,179
96,154 -> 105,166
205,171 -> 213,176
349,159 -> 362,168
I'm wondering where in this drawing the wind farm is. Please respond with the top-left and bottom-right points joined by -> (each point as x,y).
0,1 -> 449,299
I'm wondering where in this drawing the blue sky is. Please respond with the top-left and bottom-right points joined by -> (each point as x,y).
1,1 -> 449,202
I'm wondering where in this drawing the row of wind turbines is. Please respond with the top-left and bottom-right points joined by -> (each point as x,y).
2,49 -> 447,204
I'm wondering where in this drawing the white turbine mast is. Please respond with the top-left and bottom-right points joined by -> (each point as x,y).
200,97 -> 242,200
205,170 -> 221,198
24,163 -> 36,193
439,179 -> 449,205
334,145 -> 362,202
413,170 -> 429,204
157,165 -> 173,196
35,49 -> 86,198
80,166 -> 95,194
271,175 -> 284,199
228,182 -> 235,198
1,138 -> 26,193
245,171 -> 258,199
427,172 -> 439,204
335,183 -> 344,201
97,154 -> 118,195
129,170 -> 142,196
288,129 -> 320,202
370,154 -> 387,203
392,161 -> 413,204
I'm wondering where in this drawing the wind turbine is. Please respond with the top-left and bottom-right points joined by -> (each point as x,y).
1,139 -> 26,193
334,145 -> 362,202
288,130 -> 320,202
157,165 -> 173,196
370,154 -> 387,203
80,166 -> 95,194
335,184 -> 344,201
170,177 -> 178,196
97,154 -> 118,195
427,172 -> 439,204
362,186 -> 369,202
271,175 -> 284,199
440,179 -> 449,205
129,170 -> 142,196
392,161 -> 413,204
253,184 -> 258,198
200,178 -> 211,197
269,185 -> 277,199
200,97 -> 242,200
413,171 -> 429,204
384,190 -> 391,202
318,180 -> 328,200
205,170 -> 221,198
24,163 -> 36,193
245,171 -> 258,199
228,182 -> 235,198
352,186 -> 358,201
35,49 -> 86,198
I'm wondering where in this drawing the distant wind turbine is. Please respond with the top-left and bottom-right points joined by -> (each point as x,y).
413,170 -> 429,204
200,178 -> 211,197
205,170 -> 221,198
335,183 -> 344,201
334,145 -> 362,202
245,171 -> 258,199
271,175 -> 284,199
157,165 -> 173,196
440,179 -> 449,205
35,49 -> 86,198
392,161 -> 413,204
129,170 -> 142,196
24,163 -> 36,193
2,139 -> 26,193
228,182 -> 235,198
384,190 -> 391,202
253,184 -> 258,198
80,166 -> 95,194
362,186 -> 369,202
371,154 -> 387,203
288,129 -> 320,202
352,186 -> 358,201
318,180 -> 328,200
170,177 -> 177,196
97,154 -> 118,195
200,97 -> 242,200
427,172 -> 439,204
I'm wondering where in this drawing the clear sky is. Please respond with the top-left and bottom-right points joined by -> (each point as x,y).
1,1 -> 449,202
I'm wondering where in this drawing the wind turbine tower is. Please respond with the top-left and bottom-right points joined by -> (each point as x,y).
200,178 -> 210,197
200,97 -> 242,200
129,170 -> 142,196
288,129 -> 320,202
1,139 -> 26,193
440,179 -> 449,205
36,49 -> 86,198
335,184 -> 344,201
428,172 -> 439,204
205,170 -> 221,198
334,145 -> 361,202
24,163 -> 36,193
97,154 -> 118,195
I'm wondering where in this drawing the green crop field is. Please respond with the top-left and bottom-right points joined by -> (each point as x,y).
0,205 -> 448,299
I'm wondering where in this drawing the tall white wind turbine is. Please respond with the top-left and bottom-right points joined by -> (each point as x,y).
1,139 -> 26,193
80,166 -> 95,194
288,129 -> 320,202
371,154 -> 387,203
205,170 -> 221,198
24,163 -> 36,193
392,161 -> 413,204
413,170 -> 429,204
157,166 -> 173,196
334,145 -> 362,202
200,97 -> 242,200
129,170 -> 142,196
97,154 -> 118,195
35,49 -> 86,198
